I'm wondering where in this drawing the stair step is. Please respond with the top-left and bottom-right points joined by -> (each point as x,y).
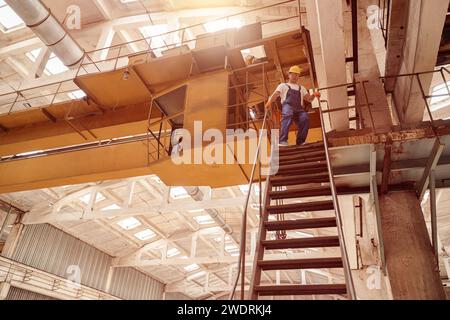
279,156 -> 328,166
264,217 -> 337,231
279,149 -> 325,158
279,150 -> 326,162
267,200 -> 334,214
275,166 -> 329,176
262,236 -> 340,250
269,186 -> 332,200
254,284 -> 347,296
271,172 -> 330,186
257,257 -> 343,271
276,161 -> 328,173
278,146 -> 326,157
279,142 -> 324,152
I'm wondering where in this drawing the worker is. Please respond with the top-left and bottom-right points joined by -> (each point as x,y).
265,65 -> 320,146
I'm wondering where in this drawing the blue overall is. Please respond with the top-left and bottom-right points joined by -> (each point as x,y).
279,84 -> 310,145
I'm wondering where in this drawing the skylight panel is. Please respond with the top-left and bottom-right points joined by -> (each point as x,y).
134,229 -> 156,241
167,248 -> 180,258
45,56 -> 69,75
0,3 -> 24,32
79,192 -> 106,204
184,263 -> 200,272
68,90 -> 86,100
193,215 -> 214,225
139,25 -> 168,57
117,217 -> 141,230
203,18 -> 243,33
170,187 -> 189,199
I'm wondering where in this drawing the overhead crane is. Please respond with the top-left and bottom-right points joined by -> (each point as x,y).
0,22 -> 322,193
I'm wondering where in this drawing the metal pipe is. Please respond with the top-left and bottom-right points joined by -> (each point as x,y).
351,0 -> 359,73
318,101 -> 357,299
229,67 -> 271,300
439,69 -> 450,96
317,81 -> 358,92
230,110 -> 270,300
321,104 -> 370,114
5,0 -> 84,67
429,170 -> 438,264
416,74 -> 437,135
371,173 -> 387,275
297,0 -> 302,30
385,0 -> 391,48
361,81 -> 376,131
184,187 -> 235,239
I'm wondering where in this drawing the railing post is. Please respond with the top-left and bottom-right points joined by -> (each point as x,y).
297,0 -> 302,30
229,65 -> 272,300
318,100 -> 357,299
114,45 -> 123,71
361,81 -> 376,131
416,74 -> 437,134
7,92 -> 20,115
439,68 -> 450,96
429,169 -> 439,265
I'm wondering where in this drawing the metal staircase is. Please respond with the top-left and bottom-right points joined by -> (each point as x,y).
249,141 -> 356,299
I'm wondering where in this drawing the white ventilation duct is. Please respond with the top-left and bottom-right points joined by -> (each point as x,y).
184,187 -> 238,243
5,0 -> 84,67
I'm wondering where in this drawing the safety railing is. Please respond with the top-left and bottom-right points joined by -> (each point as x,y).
0,256 -> 120,300
317,67 -> 450,279
229,62 -> 274,300
381,67 -> 450,134
317,100 -> 357,299
145,61 -> 277,165
381,66 -> 450,265
0,78 -> 81,115
317,81 -> 376,132
315,67 -> 450,135
77,0 -> 306,77
378,0 -> 391,48
0,0 -> 305,116
318,91 -> 387,277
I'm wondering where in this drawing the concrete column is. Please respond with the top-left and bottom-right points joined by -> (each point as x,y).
0,282 -> 11,300
305,0 -> 349,131
354,0 -> 393,133
391,0 -> 448,124
384,0 -> 410,92
1,223 -> 23,259
379,191 -> 446,300
349,195 -> 392,299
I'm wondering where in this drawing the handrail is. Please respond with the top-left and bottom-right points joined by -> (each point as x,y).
378,0 -> 391,48
317,99 -> 357,299
2,36 -> 449,120
228,63 -> 274,300
228,108 -> 272,300
0,12 -> 304,115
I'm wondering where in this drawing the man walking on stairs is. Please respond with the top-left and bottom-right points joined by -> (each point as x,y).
265,65 -> 320,147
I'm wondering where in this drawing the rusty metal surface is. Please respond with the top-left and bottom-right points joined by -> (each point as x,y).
330,132 -> 450,190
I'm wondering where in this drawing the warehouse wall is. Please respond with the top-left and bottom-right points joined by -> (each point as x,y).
109,267 -> 164,300
6,287 -> 57,300
11,224 -> 111,291
4,224 -> 164,300
165,292 -> 192,300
